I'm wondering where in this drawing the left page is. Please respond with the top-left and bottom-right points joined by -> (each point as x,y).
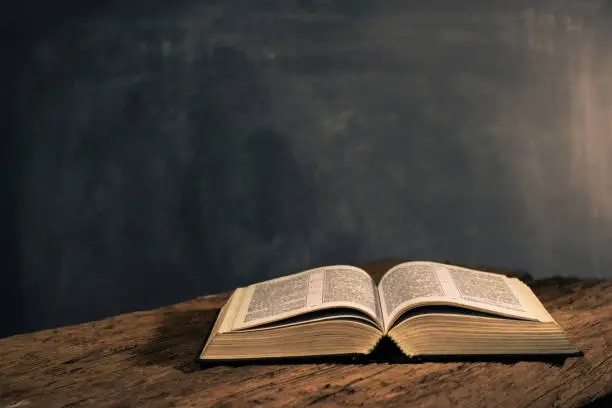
231,265 -> 383,331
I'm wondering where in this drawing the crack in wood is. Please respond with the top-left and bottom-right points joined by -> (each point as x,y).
307,366 -> 395,405
214,365 -> 347,404
522,356 -> 611,408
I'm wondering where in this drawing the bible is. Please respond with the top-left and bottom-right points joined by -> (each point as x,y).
198,261 -> 580,362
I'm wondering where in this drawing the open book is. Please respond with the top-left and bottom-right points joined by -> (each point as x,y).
198,261 -> 580,362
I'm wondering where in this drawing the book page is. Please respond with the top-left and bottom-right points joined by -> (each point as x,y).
378,262 -> 545,330
232,265 -> 382,331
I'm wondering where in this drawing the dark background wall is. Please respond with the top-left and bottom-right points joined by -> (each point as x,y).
3,0 -> 612,338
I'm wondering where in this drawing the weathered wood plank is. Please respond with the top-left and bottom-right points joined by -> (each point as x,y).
1,261 -> 610,407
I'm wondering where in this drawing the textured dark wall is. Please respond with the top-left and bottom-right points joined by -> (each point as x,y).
4,0 -> 612,337
2,3 -> 24,338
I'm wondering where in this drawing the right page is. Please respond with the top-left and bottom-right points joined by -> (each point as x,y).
378,261 -> 551,332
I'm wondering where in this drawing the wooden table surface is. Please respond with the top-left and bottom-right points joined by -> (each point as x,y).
1,259 -> 611,408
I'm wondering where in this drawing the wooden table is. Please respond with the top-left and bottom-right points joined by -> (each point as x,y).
1,260 -> 611,407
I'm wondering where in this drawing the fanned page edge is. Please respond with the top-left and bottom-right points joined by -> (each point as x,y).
512,279 -> 558,324
199,288 -> 246,358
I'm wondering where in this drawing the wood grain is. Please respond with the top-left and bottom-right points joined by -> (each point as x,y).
1,260 -> 610,408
